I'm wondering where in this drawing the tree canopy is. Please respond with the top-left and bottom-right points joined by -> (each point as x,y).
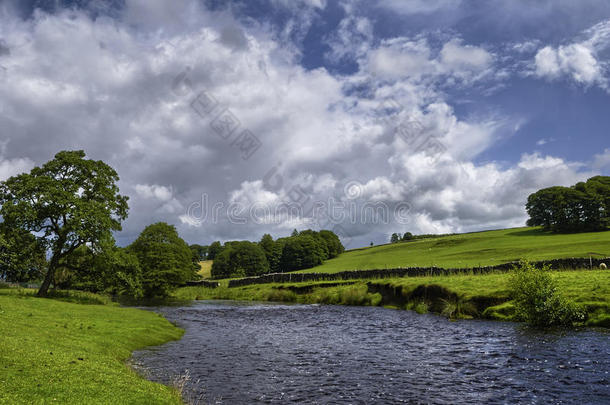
526,176 -> 610,233
0,224 -> 47,283
0,150 -> 129,296
211,241 -> 269,279
211,229 -> 345,279
128,222 -> 198,298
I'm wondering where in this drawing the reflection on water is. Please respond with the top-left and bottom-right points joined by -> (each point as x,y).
132,301 -> 610,404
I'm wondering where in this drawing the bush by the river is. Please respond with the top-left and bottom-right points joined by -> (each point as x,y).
508,261 -> 585,327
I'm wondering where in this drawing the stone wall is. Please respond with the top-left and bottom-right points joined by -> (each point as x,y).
227,258 -> 608,288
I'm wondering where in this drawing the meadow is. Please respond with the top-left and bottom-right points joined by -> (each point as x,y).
0,289 -> 184,404
299,227 -> 610,273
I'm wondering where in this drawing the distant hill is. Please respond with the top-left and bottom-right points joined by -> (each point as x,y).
298,227 -> 610,273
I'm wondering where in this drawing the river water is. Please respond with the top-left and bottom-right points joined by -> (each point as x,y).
131,301 -> 609,404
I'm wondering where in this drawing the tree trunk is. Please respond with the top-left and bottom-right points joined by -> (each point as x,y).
37,254 -> 59,297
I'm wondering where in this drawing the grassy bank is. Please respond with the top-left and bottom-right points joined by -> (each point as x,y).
175,269 -> 610,327
0,289 -> 184,404
301,227 -> 610,273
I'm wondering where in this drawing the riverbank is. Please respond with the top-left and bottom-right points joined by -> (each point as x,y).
0,288 -> 184,404
175,269 -> 610,327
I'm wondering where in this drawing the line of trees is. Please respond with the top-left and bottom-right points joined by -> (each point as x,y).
210,229 -> 344,279
0,151 -> 198,299
390,232 -> 414,243
526,176 -> 610,233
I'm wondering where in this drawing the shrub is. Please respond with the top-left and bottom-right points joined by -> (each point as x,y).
508,261 -> 585,327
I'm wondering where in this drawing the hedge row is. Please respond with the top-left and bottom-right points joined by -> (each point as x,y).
227,257 -> 608,288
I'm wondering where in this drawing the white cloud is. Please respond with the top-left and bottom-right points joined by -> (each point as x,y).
135,184 -> 174,202
368,39 -> 435,80
0,157 -> 34,181
593,148 -> 610,169
533,19 -> 610,88
0,1 -> 597,247
440,39 -> 493,71
376,0 -> 461,15
365,37 -> 493,84
535,44 -> 603,85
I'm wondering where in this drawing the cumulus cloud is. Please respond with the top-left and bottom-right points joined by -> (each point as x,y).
533,19 -> 610,88
0,0 -> 597,248
365,37 -> 493,85
440,39 -> 493,72
535,44 -> 603,85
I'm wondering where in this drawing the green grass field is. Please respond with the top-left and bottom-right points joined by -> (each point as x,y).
0,289 -> 184,404
301,227 -> 610,273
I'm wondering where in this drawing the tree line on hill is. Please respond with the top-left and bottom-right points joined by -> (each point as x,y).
526,176 -> 610,233
390,232 -> 414,243
208,229 -> 344,279
0,151 -> 198,299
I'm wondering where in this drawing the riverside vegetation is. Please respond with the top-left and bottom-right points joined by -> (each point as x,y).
175,266 -> 610,328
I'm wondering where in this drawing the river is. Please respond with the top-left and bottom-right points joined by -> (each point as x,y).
131,301 -> 609,404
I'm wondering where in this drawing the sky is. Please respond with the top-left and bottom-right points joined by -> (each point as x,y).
0,0 -> 609,248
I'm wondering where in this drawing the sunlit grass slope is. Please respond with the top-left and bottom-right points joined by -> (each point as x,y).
0,290 -> 183,404
301,227 -> 610,273
198,260 -> 213,279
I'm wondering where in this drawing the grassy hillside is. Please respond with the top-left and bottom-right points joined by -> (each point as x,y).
300,227 -> 610,273
0,289 -> 184,404
197,260 -> 213,279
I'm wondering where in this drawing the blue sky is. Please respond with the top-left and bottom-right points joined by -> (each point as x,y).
0,0 -> 609,247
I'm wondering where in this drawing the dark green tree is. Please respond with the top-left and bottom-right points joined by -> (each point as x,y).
280,234 -> 326,271
390,233 -> 400,243
129,222 -> 197,298
59,240 -> 143,299
0,224 -> 47,283
211,241 -> 269,278
259,233 -> 284,272
207,241 -> 223,260
0,150 -> 129,296
319,230 -> 345,258
189,244 -> 208,261
402,232 -> 414,241
526,177 -> 610,233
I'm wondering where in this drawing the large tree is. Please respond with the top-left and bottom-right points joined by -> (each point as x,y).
526,176 -> 610,233
211,241 -> 269,279
207,241 -> 223,260
129,222 -> 198,297
0,150 -> 128,296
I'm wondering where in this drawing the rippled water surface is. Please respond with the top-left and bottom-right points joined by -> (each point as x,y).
132,301 -> 609,404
